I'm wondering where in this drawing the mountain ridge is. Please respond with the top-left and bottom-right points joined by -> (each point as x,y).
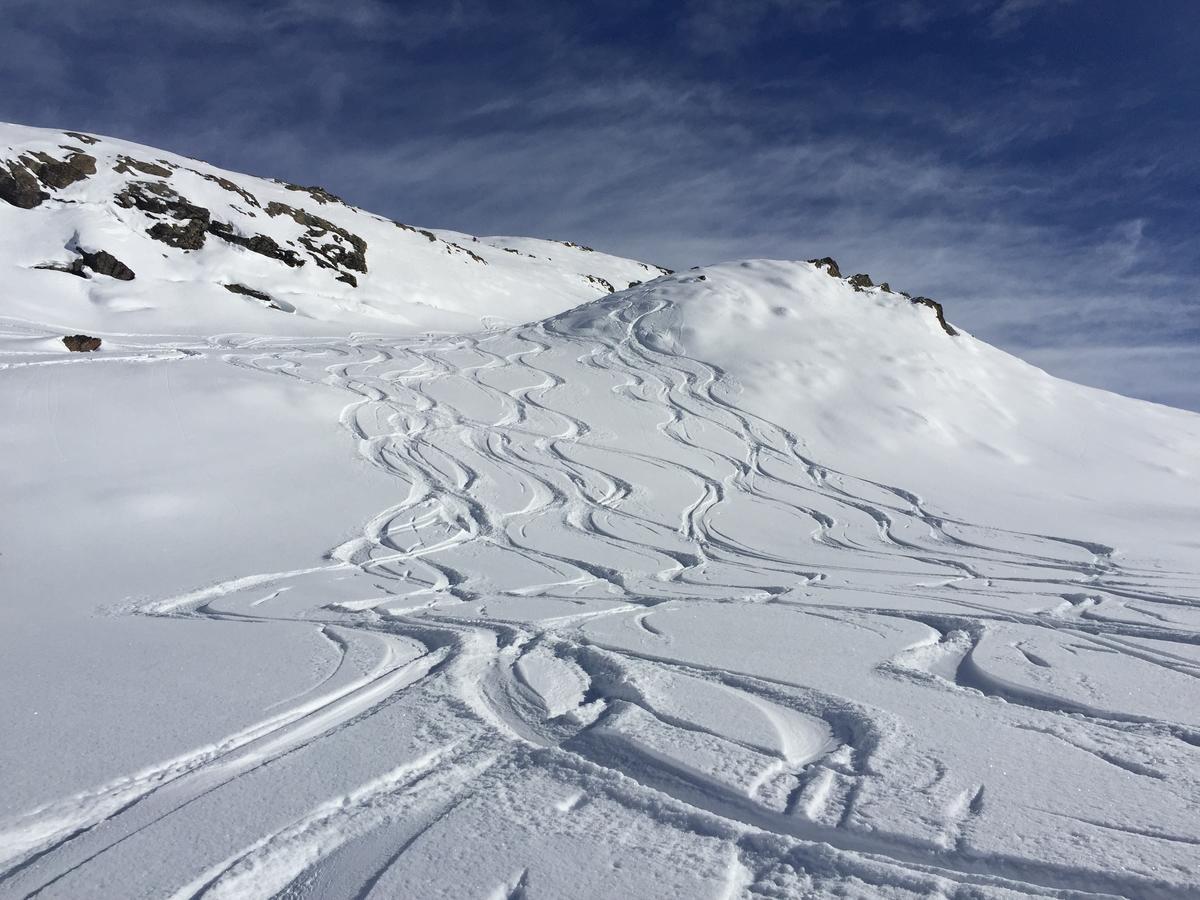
0,121 -> 669,335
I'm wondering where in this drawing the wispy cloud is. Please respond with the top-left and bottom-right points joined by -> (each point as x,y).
1,0 -> 1197,410
988,0 -> 1073,36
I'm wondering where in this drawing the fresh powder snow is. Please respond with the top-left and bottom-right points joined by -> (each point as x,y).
2,123 -> 1199,899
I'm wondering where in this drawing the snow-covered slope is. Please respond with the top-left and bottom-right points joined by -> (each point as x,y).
558,261 -> 1200,565
0,122 -> 667,335
3,127 -> 1200,899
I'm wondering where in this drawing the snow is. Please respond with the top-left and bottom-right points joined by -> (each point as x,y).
0,122 -> 666,337
2,124 -> 1200,899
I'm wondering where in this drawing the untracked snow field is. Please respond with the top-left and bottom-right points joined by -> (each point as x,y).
3,237 -> 1200,894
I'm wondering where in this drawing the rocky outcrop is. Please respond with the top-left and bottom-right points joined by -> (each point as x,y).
117,180 -> 302,264
448,242 -> 487,264
150,217 -> 210,251
807,256 -> 957,336
62,334 -> 102,352
29,151 -> 97,189
1,149 -> 98,208
558,240 -> 596,252
113,155 -> 174,178
223,282 -> 293,311
395,221 -> 439,242
116,180 -> 210,249
0,159 -> 49,208
583,274 -> 615,292
80,249 -> 135,280
114,153 -> 265,211
808,257 -> 842,278
38,248 -> 136,280
265,201 -> 367,279
207,222 -> 304,266
282,183 -> 344,206
910,297 -> 958,336
191,169 -> 261,209
64,131 -> 99,146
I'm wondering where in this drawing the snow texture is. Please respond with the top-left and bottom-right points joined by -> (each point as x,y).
2,124 -> 1200,899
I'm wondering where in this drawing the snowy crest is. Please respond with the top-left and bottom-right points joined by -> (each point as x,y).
0,122 -> 669,335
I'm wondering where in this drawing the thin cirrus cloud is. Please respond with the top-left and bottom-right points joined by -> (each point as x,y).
1,0 -> 1197,410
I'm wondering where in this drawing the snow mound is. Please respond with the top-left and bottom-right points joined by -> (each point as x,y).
553,259 -> 1200,561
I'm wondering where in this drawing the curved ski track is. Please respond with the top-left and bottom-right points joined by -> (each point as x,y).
3,286 -> 1200,899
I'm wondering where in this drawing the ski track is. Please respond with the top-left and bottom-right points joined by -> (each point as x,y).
4,288 -> 1200,898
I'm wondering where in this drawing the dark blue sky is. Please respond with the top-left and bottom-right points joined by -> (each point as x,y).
4,0 -> 1198,409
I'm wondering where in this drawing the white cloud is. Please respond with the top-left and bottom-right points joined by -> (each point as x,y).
989,0 -> 1072,36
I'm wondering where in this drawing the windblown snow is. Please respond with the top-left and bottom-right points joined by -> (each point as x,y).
3,123 -> 1200,899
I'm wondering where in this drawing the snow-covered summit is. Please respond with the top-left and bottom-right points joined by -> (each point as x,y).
0,122 -> 668,335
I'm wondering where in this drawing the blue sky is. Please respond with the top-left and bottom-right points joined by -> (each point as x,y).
4,0 -> 1198,409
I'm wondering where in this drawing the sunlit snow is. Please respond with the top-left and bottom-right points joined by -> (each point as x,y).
2,124 -> 1199,899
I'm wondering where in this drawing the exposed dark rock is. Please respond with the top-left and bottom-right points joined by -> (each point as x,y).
116,180 -> 289,261
298,230 -> 365,274
0,149 -> 95,203
266,201 -> 367,277
559,240 -> 596,252
39,248 -> 136,280
150,218 -> 209,250
62,334 -> 102,352
628,280 -> 642,289
911,297 -> 958,336
189,169 -> 261,209
80,249 -> 136,280
584,274 -> 615,292
224,282 -> 273,303
0,159 -> 49,208
113,155 -> 174,177
335,273 -> 358,286
223,282 -> 293,311
208,221 -> 305,266
503,247 -> 520,254
116,180 -> 212,249
283,183 -> 344,205
807,257 -> 956,337
64,131 -> 99,145
28,151 -> 97,189
115,180 -> 192,216
808,257 -> 841,278
448,242 -> 487,264
395,221 -> 439,242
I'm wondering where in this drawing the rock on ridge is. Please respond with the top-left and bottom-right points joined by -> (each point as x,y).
808,256 -> 957,336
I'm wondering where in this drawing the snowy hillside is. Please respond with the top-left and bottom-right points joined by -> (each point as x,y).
3,127 -> 1200,899
0,123 -> 667,335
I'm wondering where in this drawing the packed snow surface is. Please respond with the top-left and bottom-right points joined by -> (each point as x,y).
3,125 -> 1200,899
